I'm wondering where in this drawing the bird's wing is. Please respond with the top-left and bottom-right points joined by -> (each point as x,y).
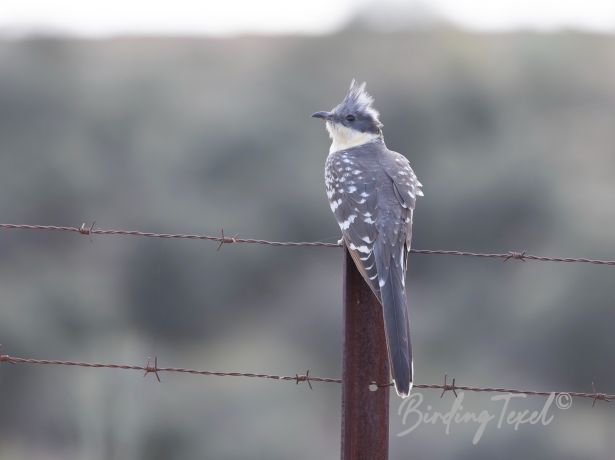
373,149 -> 421,397
373,169 -> 414,397
325,149 -> 381,300
380,150 -> 422,247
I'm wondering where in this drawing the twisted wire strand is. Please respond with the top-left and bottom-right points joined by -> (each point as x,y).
1,223 -> 614,266
1,353 -> 612,404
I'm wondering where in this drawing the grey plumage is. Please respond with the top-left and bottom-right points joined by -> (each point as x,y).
314,80 -> 422,398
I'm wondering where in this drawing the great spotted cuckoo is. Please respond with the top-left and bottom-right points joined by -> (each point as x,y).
312,80 -> 422,397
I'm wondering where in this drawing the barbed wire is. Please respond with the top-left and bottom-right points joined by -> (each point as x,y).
1,224 -> 613,404
1,223 -> 614,266
0,352 -> 611,405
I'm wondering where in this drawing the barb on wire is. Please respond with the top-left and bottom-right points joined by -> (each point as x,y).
591,382 -> 610,407
216,228 -> 238,251
504,251 -> 526,262
1,223 -> 614,267
440,374 -> 458,398
0,352 -> 613,404
295,369 -> 313,390
144,356 -> 161,383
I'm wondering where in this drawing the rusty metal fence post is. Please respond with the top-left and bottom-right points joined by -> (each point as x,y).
341,248 -> 390,459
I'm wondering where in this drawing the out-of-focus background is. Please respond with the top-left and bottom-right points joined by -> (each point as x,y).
1,1 -> 615,459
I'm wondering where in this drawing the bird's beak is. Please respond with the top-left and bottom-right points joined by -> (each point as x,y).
312,111 -> 332,120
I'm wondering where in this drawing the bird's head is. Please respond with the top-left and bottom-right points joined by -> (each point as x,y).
312,79 -> 383,151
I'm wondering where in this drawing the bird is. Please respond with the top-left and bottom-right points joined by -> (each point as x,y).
312,80 -> 423,398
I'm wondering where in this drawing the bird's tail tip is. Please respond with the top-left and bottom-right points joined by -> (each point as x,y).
394,380 -> 413,398
392,360 -> 414,398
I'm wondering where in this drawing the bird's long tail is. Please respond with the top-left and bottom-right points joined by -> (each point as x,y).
380,262 -> 412,398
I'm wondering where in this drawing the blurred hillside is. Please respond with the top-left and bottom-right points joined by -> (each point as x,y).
1,27 -> 615,459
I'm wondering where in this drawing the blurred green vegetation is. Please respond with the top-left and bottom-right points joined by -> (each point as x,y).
1,26 -> 615,459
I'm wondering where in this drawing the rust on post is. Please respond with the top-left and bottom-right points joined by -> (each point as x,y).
341,247 -> 389,460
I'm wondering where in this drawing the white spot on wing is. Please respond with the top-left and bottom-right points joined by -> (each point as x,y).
340,214 -> 357,230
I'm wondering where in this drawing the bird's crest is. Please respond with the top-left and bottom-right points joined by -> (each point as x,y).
337,79 -> 381,125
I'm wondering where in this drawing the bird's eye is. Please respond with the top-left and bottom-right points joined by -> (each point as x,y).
345,114 -> 356,122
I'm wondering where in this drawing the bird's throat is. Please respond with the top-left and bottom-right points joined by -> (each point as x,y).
326,122 -> 380,153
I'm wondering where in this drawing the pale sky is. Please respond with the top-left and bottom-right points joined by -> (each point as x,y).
1,0 -> 615,37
